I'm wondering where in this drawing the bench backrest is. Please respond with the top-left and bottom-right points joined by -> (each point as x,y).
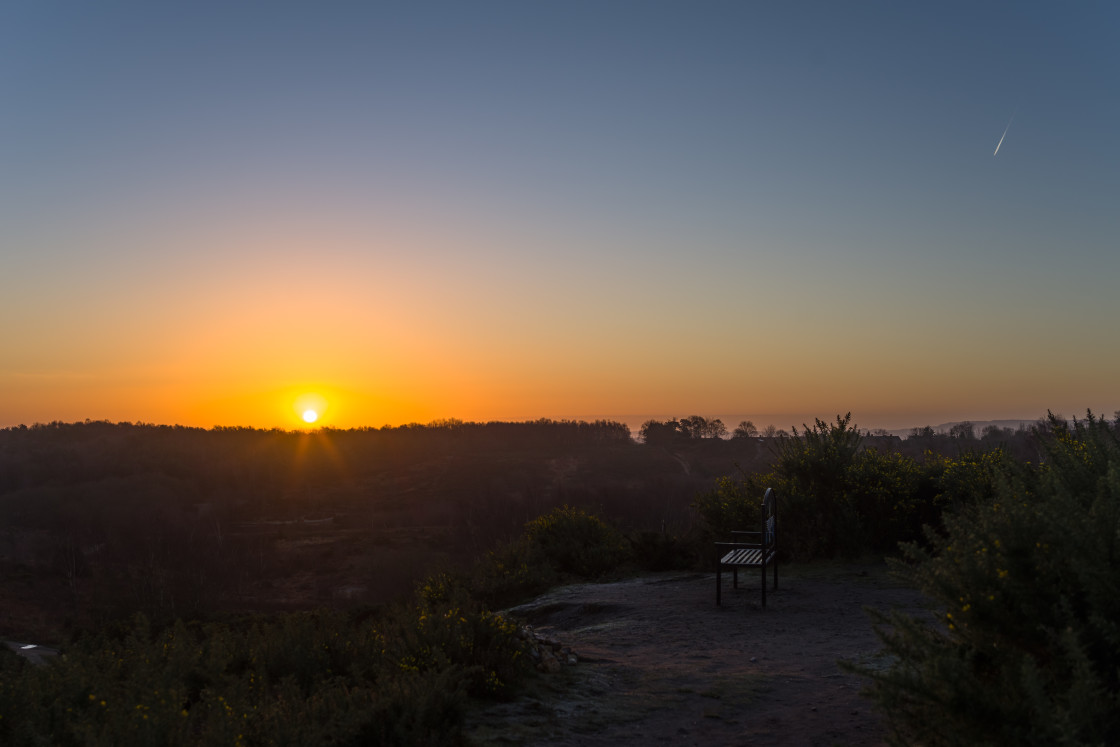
762,488 -> 777,548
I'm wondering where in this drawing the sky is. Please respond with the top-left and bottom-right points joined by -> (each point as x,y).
2,1 -> 1119,432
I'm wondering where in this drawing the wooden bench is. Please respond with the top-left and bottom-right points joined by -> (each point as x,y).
715,487 -> 778,609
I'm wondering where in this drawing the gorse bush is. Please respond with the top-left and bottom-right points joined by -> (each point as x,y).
693,414 -> 1012,560
522,505 -> 630,577
0,607 -> 526,746
468,539 -> 555,609
774,413 -> 863,496
852,413 -> 1120,746
691,475 -> 764,540
0,577 -> 532,745
0,611 -> 404,746
840,448 -> 924,555
0,501 -> 636,746
469,505 -> 631,607
397,573 -> 530,698
695,413 -> 894,558
922,447 -> 1013,520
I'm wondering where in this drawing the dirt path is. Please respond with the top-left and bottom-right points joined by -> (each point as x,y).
467,563 -> 928,746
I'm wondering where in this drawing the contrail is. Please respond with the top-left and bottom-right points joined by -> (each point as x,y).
993,111 -> 1017,156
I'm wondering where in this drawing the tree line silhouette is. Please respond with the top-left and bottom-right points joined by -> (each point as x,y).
0,414 -> 1046,637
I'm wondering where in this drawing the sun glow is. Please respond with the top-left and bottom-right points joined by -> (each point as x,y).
293,392 -> 330,427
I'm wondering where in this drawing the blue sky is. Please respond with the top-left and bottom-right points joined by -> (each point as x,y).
2,2 -> 1118,430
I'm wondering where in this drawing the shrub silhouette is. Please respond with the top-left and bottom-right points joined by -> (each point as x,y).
522,505 -> 630,578
852,412 -> 1120,746
469,505 -> 633,607
694,413 -> 1015,560
0,603 -> 528,745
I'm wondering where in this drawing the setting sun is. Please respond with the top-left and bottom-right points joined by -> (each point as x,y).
292,392 -> 330,427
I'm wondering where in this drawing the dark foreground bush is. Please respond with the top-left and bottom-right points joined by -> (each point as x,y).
522,505 -> 630,577
400,573 -> 531,698
0,504 -> 637,746
850,413 -> 1120,746
694,414 -> 1013,560
0,598 -> 528,746
470,505 -> 631,607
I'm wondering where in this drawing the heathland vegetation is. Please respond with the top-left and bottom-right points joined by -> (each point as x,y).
1,413 -> 1116,744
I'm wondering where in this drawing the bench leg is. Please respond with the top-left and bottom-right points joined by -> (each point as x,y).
716,565 -> 722,606
732,567 -> 738,589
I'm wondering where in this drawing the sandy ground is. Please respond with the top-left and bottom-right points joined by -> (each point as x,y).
466,563 -> 928,746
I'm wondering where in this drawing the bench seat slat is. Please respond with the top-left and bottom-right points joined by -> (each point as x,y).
719,548 -> 774,567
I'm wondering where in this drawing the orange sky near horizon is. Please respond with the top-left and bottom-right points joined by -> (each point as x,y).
3,213 -> 1115,431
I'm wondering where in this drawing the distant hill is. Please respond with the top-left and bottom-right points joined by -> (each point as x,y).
885,419 -> 1040,438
